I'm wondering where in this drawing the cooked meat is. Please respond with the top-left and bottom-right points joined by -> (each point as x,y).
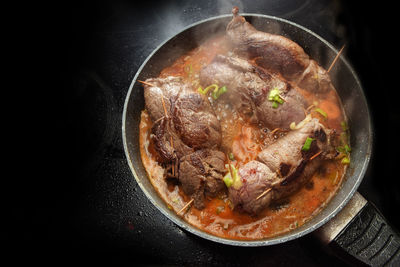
229,160 -> 278,214
145,76 -> 222,161
261,118 -> 337,200
226,7 -> 333,93
151,118 -> 176,162
143,76 -> 189,121
255,84 -> 308,130
144,76 -> 226,209
151,117 -> 193,162
199,55 -> 257,119
200,55 -> 307,129
229,118 -> 336,214
179,149 -> 226,209
172,92 -> 221,150
257,118 -> 335,170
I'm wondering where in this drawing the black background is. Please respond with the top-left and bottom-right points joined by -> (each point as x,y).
11,0 -> 400,265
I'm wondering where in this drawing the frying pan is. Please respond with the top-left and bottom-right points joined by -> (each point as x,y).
122,14 -> 399,265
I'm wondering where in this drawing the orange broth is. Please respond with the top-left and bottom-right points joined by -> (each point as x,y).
139,35 -> 347,240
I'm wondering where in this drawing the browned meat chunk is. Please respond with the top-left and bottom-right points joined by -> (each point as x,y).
172,92 -> 221,150
226,7 -> 333,93
143,76 -> 189,121
179,149 -> 226,209
229,118 -> 336,214
199,55 -> 257,119
151,117 -> 193,162
257,118 -> 334,171
229,160 -> 278,214
257,118 -> 335,200
144,76 -> 226,209
200,55 -> 307,129
144,76 -> 222,161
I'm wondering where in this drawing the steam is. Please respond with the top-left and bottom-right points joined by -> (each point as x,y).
153,0 -> 244,42
217,0 -> 244,15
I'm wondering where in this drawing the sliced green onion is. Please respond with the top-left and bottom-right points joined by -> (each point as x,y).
223,173 -> 233,187
340,132 -> 348,145
336,146 -> 346,153
232,167 -> 242,189
268,88 -> 280,101
341,121 -> 349,131
314,108 -> 328,119
198,84 -> 227,100
228,152 -> 235,161
198,84 -> 218,95
268,87 -> 285,108
212,85 -> 227,100
274,95 -> 284,104
224,164 -> 242,189
302,137 -> 314,151
336,144 -> 351,153
341,157 -> 350,164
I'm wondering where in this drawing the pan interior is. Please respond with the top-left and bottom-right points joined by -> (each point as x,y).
122,14 -> 372,246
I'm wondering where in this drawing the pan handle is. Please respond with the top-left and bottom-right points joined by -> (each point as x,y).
315,192 -> 400,266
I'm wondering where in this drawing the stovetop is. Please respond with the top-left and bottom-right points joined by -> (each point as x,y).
17,0 -> 400,265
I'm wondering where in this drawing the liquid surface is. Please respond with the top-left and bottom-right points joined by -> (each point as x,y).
139,35 -> 348,240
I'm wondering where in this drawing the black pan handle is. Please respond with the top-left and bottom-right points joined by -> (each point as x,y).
315,192 -> 400,266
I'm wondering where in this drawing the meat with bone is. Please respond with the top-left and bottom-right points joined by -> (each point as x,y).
179,149 -> 226,209
229,118 -> 335,214
199,55 -> 307,129
226,7 -> 334,94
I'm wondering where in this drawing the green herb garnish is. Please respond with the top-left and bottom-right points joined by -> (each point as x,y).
212,85 -> 227,100
223,164 -> 242,189
336,145 -> 351,153
341,157 -> 350,165
341,121 -> 349,131
198,84 -> 227,100
336,144 -> 351,165
344,144 -> 351,153
268,88 -> 285,108
223,174 -> 233,188
314,108 -> 328,119
336,123 -> 351,165
198,84 -> 218,95
302,137 -> 314,151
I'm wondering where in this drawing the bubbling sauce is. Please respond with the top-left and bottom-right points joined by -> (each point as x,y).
139,35 -> 347,240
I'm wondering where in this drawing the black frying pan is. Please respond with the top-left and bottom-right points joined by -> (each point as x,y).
122,14 -> 399,265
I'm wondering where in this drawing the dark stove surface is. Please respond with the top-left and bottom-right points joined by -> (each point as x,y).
16,0 -> 400,266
